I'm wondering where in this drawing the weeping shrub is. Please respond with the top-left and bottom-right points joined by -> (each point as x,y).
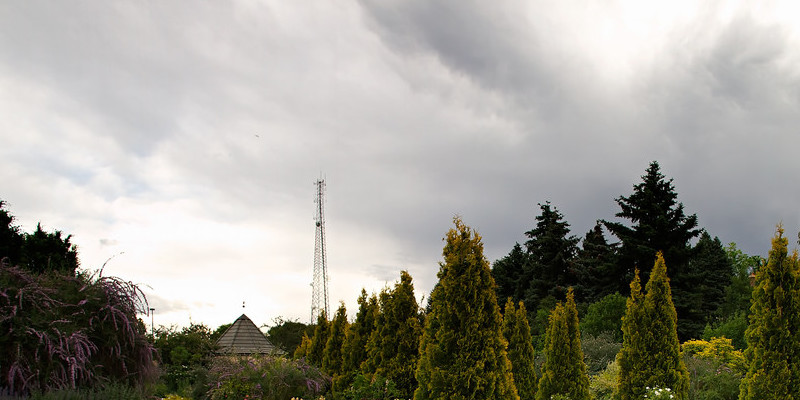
207,355 -> 328,400
0,260 -> 156,394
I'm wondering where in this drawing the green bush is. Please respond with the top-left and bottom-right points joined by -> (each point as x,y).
580,293 -> 626,342
588,361 -> 619,400
684,356 -> 741,400
580,332 -> 621,375
207,355 -> 328,400
29,382 -> 146,400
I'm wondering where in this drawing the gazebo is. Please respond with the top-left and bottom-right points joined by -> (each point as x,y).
215,314 -> 281,356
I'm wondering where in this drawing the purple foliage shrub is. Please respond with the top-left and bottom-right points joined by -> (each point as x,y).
0,259 -> 156,394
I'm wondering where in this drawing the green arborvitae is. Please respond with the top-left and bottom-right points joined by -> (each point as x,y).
415,217 -> 519,400
364,270 -> 422,398
739,226 -> 800,399
536,289 -> 590,400
340,289 -> 378,386
307,311 -> 329,367
322,302 -> 348,376
617,253 -> 689,400
642,252 -> 689,398
293,333 -> 312,360
616,269 -> 648,400
503,299 -> 537,400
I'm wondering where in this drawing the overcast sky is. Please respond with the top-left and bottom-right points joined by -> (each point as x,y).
2,1 -> 800,331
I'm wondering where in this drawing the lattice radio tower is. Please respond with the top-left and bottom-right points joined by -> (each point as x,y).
311,178 -> 330,323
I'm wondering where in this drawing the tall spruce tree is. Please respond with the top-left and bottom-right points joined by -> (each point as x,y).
364,270 -> 422,398
306,311 -> 329,367
522,202 -> 579,311
575,222 -> 618,304
503,299 -> 537,400
536,288 -> 590,400
739,227 -> 800,399
492,243 -> 529,305
322,303 -> 348,376
617,253 -> 689,400
415,218 -> 519,400
683,232 -> 732,338
603,161 -> 700,340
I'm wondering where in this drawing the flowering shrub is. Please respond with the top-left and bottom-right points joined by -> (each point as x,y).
644,386 -> 673,399
207,355 -> 328,400
0,261 -> 156,394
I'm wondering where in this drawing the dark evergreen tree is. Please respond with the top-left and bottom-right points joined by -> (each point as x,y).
306,311 -> 329,367
0,199 -> 23,265
415,218 -> 519,400
574,222 -> 619,304
681,232 -> 732,339
603,161 -> 700,340
522,202 -> 579,311
21,223 -> 79,276
364,270 -> 422,398
739,227 -> 800,399
536,289 -> 590,400
492,243 -> 529,304
322,302 -> 348,376
503,299 -> 537,400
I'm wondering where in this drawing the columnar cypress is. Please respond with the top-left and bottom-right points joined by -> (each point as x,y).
503,299 -> 537,400
536,289 -> 589,400
617,253 -> 689,400
307,311 -> 329,367
340,290 -> 378,379
739,226 -> 800,399
364,271 -> 422,398
642,252 -> 689,398
616,269 -> 647,400
415,218 -> 519,400
322,303 -> 348,376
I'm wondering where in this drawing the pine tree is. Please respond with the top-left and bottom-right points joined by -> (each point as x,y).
415,217 -> 519,400
739,226 -> 800,399
307,311 -> 329,367
616,253 -> 689,400
503,299 -> 537,400
364,270 -> 422,398
536,289 -> 589,400
322,303 -> 348,376
603,161 -> 700,340
522,202 -> 579,311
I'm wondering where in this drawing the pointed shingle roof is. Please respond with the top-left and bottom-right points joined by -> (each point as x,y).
216,314 -> 279,355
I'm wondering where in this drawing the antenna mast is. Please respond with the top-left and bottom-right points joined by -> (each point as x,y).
311,178 -> 330,323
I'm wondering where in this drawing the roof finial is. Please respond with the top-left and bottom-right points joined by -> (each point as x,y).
242,301 -> 245,309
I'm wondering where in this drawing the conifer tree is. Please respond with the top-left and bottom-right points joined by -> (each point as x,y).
503,299 -> 537,400
364,270 -> 422,398
683,232 -> 732,338
340,290 -> 378,382
522,202 -> 579,311
575,223 -> 618,303
616,269 -> 647,400
415,218 -> 519,400
322,303 -> 348,376
306,311 -> 329,367
617,253 -> 689,400
492,243 -> 529,304
739,226 -> 800,399
536,289 -> 589,400
293,333 -> 312,360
